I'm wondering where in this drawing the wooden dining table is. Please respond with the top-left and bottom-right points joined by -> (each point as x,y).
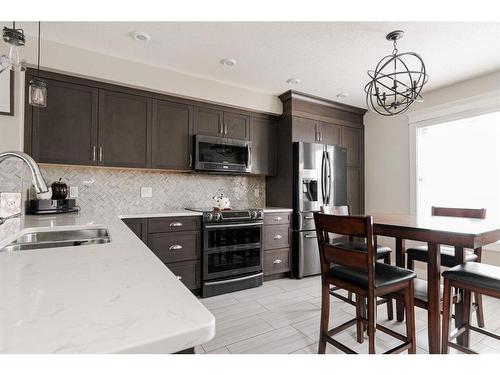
371,213 -> 500,354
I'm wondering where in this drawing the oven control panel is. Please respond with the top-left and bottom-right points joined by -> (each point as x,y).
203,209 -> 263,223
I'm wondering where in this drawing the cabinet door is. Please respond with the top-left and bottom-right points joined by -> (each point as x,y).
193,106 -> 223,137
223,112 -> 249,140
292,117 -> 318,143
342,126 -> 361,167
122,218 -> 148,244
31,78 -> 98,165
249,117 -> 277,175
152,99 -> 193,170
98,90 -> 151,168
320,121 -> 341,145
347,167 -> 361,214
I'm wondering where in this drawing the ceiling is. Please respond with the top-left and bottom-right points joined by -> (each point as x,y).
10,21 -> 500,108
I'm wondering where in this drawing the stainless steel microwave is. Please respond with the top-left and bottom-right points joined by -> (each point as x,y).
194,135 -> 252,173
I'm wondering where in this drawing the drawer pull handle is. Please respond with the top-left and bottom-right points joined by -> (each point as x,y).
304,234 -> 317,239
273,259 -> 282,264
273,234 -> 283,240
304,216 -> 314,220
169,244 -> 183,250
176,275 -> 183,280
169,222 -> 183,227
275,216 -> 282,221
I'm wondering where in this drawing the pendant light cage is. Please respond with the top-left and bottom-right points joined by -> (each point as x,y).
365,30 -> 429,116
0,22 -> 26,73
29,21 -> 47,108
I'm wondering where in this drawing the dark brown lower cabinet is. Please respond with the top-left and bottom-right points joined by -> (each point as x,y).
263,211 -> 291,278
347,167 -> 361,215
122,218 -> 148,244
167,260 -> 201,291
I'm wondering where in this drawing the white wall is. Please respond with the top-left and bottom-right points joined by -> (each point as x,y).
0,36 -> 282,153
364,69 -> 500,267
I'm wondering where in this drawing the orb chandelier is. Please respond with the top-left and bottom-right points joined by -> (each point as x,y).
365,30 -> 428,116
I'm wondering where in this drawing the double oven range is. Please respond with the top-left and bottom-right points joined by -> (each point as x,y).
187,208 -> 264,297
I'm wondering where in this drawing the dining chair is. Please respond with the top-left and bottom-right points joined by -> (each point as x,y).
406,206 -> 486,327
321,205 -> 394,325
314,212 -> 417,354
442,262 -> 500,354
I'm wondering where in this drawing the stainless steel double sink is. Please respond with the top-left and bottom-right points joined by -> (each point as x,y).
0,228 -> 111,252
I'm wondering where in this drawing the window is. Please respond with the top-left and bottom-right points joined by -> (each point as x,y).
416,110 -> 500,221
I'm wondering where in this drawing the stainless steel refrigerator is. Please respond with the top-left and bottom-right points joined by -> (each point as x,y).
293,142 -> 347,278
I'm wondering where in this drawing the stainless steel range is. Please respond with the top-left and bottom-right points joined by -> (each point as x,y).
186,208 -> 264,297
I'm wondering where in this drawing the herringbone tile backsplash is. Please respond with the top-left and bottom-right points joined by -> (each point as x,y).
0,160 -> 265,213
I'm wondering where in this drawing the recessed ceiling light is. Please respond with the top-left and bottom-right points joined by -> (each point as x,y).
220,58 -> 237,67
286,78 -> 301,85
336,92 -> 349,99
130,31 -> 151,42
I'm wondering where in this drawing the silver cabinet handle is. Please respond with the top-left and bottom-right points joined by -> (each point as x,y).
224,122 -> 228,135
99,146 -> 103,162
169,222 -> 183,227
176,275 -> 182,280
304,216 -> 314,220
92,146 -> 96,161
189,154 -> 192,168
169,244 -> 183,250
275,216 -> 282,221
304,234 -> 317,239
273,234 -> 283,240
273,259 -> 282,264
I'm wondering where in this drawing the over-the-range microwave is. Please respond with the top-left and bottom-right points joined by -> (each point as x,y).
194,134 -> 252,174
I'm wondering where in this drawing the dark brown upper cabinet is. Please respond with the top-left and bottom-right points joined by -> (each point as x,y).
193,107 -> 224,137
292,117 -> 318,143
223,112 -> 249,140
29,77 -> 98,166
249,117 -> 277,176
320,121 -> 341,145
98,89 -> 152,168
341,126 -> 361,167
151,99 -> 193,171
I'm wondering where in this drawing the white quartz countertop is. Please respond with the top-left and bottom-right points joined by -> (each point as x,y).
0,208 -> 214,354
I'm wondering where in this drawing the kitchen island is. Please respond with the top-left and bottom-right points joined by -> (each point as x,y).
0,208 -> 214,354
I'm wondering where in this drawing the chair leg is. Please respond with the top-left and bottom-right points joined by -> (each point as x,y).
441,278 -> 452,354
355,294 -> 364,344
384,254 -> 394,321
474,292 -> 485,328
318,281 -> 330,354
459,289 -> 473,347
404,281 -> 416,354
407,255 -> 414,271
368,295 -> 376,354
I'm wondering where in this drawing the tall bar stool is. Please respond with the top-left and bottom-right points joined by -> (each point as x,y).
321,205 -> 394,326
442,262 -> 500,354
314,212 -> 417,354
406,206 -> 486,327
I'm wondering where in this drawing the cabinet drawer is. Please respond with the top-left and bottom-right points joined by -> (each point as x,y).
264,224 -> 290,250
264,249 -> 290,275
264,212 -> 291,226
148,232 -> 200,263
148,216 -> 200,233
167,260 -> 200,290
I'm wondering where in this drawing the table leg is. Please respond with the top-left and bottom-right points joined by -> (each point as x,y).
453,246 -> 471,348
427,242 -> 441,354
395,237 -> 405,322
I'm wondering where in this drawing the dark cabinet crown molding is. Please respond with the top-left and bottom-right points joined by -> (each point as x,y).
279,90 -> 367,115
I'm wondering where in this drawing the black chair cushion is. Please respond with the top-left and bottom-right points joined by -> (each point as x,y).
406,245 -> 478,267
331,240 -> 392,259
328,262 -> 416,289
443,262 -> 500,292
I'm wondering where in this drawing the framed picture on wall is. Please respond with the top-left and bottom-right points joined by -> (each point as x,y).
0,70 -> 14,116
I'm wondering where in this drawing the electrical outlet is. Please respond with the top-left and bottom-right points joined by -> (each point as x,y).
141,187 -> 153,198
254,188 -> 260,198
69,186 -> 79,198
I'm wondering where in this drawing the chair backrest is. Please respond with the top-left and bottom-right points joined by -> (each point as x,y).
431,206 -> 486,219
314,213 -> 376,283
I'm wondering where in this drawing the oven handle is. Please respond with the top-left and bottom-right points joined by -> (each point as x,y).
204,222 -> 263,229
204,272 -> 263,286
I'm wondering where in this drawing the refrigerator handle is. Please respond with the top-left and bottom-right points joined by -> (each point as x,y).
326,152 -> 332,205
321,150 -> 326,204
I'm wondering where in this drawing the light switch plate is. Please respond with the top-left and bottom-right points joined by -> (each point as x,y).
69,186 -> 79,198
141,187 -> 153,198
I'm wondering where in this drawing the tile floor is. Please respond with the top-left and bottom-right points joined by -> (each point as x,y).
197,276 -> 500,354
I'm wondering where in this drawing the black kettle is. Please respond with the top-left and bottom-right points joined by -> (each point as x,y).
51,178 -> 68,200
